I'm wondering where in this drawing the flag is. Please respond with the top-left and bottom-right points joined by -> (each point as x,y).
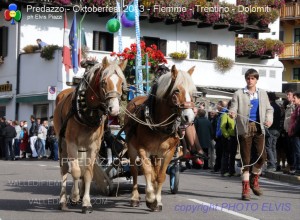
62,11 -> 71,74
69,13 -> 78,74
78,13 -> 87,66
78,28 -> 87,66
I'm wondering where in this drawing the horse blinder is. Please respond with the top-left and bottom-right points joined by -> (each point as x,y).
171,92 -> 195,109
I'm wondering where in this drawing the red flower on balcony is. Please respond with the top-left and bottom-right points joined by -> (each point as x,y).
111,41 -> 167,82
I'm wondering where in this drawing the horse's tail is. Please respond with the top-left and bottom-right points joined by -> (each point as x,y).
58,136 -> 64,167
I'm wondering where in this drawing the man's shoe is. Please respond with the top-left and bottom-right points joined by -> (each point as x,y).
250,174 -> 263,196
242,181 -> 250,201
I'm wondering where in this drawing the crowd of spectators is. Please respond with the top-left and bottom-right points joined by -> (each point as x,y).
0,115 -> 58,161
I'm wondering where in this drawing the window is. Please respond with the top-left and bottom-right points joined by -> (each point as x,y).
189,42 -> 218,60
294,28 -> 300,43
293,68 -> 300,80
0,26 -> 8,57
33,104 -> 48,122
142,36 -> 167,55
93,31 -> 114,51
0,106 -> 5,117
279,31 -> 284,41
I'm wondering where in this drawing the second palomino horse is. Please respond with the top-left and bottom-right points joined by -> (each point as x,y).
124,65 -> 197,211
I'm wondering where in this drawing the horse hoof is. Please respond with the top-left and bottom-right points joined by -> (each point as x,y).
68,198 -> 79,206
146,200 -> 157,210
130,200 -> 140,207
152,205 -> 162,212
82,206 -> 93,214
58,203 -> 68,211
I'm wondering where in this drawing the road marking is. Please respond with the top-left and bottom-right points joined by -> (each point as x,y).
260,178 -> 300,189
188,199 -> 260,220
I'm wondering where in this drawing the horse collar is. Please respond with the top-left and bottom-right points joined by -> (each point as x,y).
145,84 -> 180,135
72,75 -> 107,127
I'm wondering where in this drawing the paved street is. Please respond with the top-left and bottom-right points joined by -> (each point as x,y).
0,159 -> 299,220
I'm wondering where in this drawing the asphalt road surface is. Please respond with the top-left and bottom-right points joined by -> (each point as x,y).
0,159 -> 299,220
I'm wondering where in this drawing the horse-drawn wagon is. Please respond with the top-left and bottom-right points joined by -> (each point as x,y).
54,57 -> 203,213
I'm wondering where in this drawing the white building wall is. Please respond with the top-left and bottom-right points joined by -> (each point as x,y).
0,7 -> 284,119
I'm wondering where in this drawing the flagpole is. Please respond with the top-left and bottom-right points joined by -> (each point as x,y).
134,0 -> 143,96
117,0 -> 123,53
69,12 -> 79,74
78,12 -> 87,67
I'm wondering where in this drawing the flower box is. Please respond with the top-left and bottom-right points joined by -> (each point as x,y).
165,18 -> 180,25
213,23 -> 229,30
149,16 -> 164,23
197,22 -> 212,28
181,19 -> 198,26
228,24 -> 244,31
235,38 -> 284,59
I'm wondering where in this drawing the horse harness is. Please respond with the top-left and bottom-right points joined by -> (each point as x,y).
58,70 -> 120,143
126,80 -> 195,139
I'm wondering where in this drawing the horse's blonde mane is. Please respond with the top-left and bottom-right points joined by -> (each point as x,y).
156,70 -> 196,99
86,60 -> 126,83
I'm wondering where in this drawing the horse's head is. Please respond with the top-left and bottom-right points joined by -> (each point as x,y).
93,57 -> 127,116
156,65 -> 196,124
100,57 -> 128,116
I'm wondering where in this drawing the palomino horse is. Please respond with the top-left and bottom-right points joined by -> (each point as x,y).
53,57 -> 127,213
124,65 -> 196,211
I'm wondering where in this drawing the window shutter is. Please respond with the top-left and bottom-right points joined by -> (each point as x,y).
0,26 -> 8,57
93,31 -> 99,50
159,39 -> 167,55
209,44 -> 218,60
189,42 -> 197,59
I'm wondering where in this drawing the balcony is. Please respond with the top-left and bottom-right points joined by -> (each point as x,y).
279,43 -> 300,60
280,2 -> 300,20
16,49 -> 284,95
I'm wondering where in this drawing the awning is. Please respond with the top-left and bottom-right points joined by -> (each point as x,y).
0,95 -> 13,104
16,94 -> 48,103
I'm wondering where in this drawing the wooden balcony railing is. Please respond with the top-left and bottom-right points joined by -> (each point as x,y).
279,43 -> 300,59
280,2 -> 300,18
